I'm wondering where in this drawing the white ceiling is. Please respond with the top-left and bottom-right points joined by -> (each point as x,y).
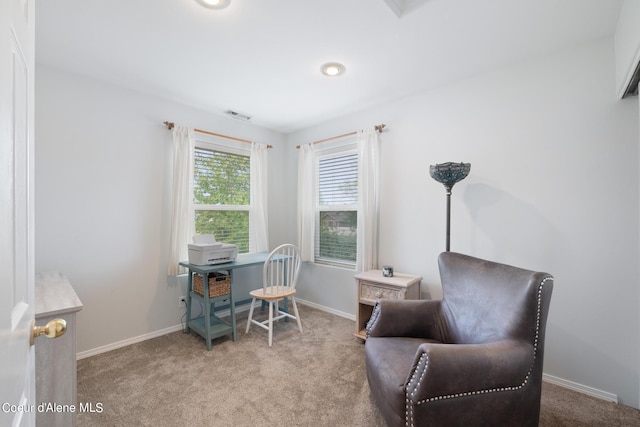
35,0 -> 623,133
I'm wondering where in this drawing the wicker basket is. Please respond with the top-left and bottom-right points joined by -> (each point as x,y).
193,272 -> 231,298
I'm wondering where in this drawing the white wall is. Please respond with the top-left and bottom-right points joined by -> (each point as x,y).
34,65 -> 287,354
35,37 -> 640,408
289,38 -> 640,407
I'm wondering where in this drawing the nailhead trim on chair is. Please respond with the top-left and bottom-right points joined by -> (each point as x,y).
365,300 -> 382,338
404,276 -> 553,427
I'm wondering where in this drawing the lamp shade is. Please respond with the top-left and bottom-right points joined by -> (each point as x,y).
429,162 -> 471,194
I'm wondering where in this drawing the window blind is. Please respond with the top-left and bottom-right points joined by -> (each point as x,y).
316,152 -> 358,266
318,153 -> 358,205
194,147 -> 250,205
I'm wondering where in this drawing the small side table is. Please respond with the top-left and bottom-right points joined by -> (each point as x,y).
354,270 -> 422,340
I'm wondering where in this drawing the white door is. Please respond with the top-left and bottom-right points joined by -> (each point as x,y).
0,0 -> 36,426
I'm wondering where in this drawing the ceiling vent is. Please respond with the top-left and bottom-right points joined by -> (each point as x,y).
225,110 -> 252,122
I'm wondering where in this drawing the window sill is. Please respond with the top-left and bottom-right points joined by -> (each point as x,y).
312,260 -> 356,271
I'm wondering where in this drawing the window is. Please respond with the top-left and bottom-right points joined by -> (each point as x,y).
193,145 -> 251,253
315,150 -> 358,267
297,130 -> 379,272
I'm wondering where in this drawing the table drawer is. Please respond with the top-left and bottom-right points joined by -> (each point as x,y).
360,282 -> 402,301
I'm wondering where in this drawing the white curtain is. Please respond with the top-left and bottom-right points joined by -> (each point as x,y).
167,126 -> 195,276
355,130 -> 380,272
297,143 -> 316,262
250,142 -> 269,252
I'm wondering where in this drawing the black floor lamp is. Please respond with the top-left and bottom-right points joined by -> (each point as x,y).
429,162 -> 471,252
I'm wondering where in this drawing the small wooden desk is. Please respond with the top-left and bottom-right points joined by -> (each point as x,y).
179,252 -> 269,350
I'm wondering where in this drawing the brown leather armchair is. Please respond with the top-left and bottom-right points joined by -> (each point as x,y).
365,252 -> 553,427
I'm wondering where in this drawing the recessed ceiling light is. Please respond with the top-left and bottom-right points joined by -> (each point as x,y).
195,0 -> 231,10
321,62 -> 346,77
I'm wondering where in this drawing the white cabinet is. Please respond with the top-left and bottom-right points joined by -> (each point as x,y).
35,272 -> 83,427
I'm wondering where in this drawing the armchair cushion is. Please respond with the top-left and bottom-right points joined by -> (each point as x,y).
366,299 -> 444,340
406,340 -> 534,401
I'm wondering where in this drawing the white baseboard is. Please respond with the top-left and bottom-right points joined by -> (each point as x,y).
76,303 -> 257,360
295,298 -> 355,321
76,324 -> 185,360
76,302 -> 618,408
543,373 -> 618,403
76,300 -> 351,360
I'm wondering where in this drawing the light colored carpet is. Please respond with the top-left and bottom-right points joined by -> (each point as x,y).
77,304 -> 640,426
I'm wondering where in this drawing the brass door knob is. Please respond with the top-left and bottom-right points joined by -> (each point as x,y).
30,319 -> 67,346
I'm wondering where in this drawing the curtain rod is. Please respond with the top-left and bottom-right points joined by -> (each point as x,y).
163,121 -> 272,149
295,124 -> 386,149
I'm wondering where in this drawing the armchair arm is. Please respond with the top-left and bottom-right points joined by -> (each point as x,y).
405,340 -> 535,404
366,299 -> 444,340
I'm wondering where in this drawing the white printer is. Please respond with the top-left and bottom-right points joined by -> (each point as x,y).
187,234 -> 238,265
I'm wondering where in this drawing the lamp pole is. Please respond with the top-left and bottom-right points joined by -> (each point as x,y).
429,162 -> 471,252
445,184 -> 452,252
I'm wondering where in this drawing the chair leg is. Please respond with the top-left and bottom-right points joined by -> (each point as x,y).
245,297 -> 256,333
268,300 -> 274,347
291,297 -> 303,333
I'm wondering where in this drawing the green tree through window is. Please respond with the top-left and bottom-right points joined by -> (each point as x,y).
193,147 -> 250,253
